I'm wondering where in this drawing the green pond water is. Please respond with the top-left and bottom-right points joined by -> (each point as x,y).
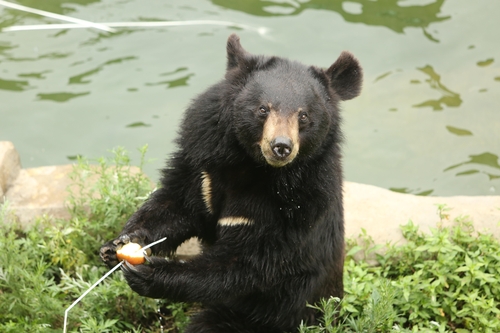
0,0 -> 499,196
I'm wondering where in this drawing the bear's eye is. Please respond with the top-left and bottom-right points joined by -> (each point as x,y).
299,112 -> 309,123
258,106 -> 268,115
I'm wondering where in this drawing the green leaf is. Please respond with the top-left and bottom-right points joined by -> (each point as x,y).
346,245 -> 363,257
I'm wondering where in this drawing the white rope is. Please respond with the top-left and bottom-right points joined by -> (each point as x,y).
62,237 -> 167,333
0,0 -> 115,33
140,237 -> 168,252
63,261 -> 123,333
1,20 -> 268,35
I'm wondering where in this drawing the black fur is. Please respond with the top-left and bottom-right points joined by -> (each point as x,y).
100,34 -> 362,333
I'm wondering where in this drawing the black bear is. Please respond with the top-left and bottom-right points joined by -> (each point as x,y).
100,34 -> 362,333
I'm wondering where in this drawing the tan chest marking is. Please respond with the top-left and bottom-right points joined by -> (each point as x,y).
218,216 -> 254,227
201,171 -> 213,214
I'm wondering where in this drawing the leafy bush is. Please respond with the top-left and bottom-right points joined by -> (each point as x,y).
0,146 -> 188,332
301,207 -> 500,333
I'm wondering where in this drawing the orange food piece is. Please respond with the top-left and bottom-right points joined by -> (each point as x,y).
116,242 -> 145,265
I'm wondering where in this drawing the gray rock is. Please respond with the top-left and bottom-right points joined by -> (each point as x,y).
4,165 -> 75,228
3,163 -> 149,229
0,141 -> 21,199
344,181 -> 500,244
177,238 -> 202,257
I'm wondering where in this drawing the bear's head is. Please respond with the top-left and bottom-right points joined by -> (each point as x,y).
225,34 -> 362,168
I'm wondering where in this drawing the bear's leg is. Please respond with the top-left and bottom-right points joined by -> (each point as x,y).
184,308 -> 246,333
184,308 -> 281,333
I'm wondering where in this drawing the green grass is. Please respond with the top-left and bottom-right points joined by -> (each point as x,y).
1,147 -> 499,332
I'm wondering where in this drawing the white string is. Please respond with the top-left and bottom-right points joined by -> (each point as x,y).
141,236 -> 167,252
62,237 -> 167,333
63,261 -> 123,333
0,0 -> 115,33
0,20 -> 269,36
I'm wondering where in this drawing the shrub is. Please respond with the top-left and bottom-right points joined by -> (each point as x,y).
300,208 -> 500,333
0,146 -> 188,332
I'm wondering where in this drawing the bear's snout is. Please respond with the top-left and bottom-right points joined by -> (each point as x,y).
271,136 -> 293,159
259,110 -> 300,167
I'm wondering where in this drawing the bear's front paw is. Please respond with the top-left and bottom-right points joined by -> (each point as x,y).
100,242 -> 118,268
100,235 -> 136,268
121,257 -> 167,298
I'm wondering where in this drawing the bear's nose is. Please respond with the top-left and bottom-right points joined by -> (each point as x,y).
270,137 -> 293,159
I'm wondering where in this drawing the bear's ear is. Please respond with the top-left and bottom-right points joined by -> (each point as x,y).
226,33 -> 249,70
326,51 -> 363,101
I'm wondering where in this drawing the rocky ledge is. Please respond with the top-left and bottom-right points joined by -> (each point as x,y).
1,141 -> 499,256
